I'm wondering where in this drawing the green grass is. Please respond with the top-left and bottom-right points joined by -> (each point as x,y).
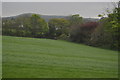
0,36 -> 2,79
2,36 -> 118,78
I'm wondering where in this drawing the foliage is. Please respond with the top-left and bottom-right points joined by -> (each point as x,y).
68,14 -> 83,25
57,34 -> 69,40
70,22 -> 98,44
29,14 -> 49,38
91,3 -> 120,50
2,8 -> 120,50
90,18 -> 114,49
2,14 -> 49,38
48,18 -> 70,39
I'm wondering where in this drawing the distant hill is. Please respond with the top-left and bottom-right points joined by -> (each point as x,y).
2,13 -> 99,22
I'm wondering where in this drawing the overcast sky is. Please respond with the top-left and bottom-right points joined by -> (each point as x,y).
2,2 -> 116,18
2,0 -> 120,2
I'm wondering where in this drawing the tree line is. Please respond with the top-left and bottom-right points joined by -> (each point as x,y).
2,4 -> 120,51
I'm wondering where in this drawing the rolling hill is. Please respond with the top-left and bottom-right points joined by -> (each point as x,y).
2,36 -> 118,78
2,13 -> 99,22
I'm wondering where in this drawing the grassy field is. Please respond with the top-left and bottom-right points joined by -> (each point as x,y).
0,36 -> 2,79
2,36 -> 118,78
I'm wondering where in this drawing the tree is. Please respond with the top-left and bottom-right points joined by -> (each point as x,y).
29,14 -> 49,38
70,22 -> 98,43
108,2 -> 120,50
91,2 -> 120,50
2,14 -> 49,38
48,18 -> 70,39
90,18 -> 114,48
68,14 -> 83,26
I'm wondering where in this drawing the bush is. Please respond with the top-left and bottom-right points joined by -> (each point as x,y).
57,34 -> 69,40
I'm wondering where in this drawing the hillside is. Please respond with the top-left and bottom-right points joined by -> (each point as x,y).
2,13 -> 99,22
3,36 -> 118,78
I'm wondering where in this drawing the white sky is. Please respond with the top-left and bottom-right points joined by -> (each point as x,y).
1,0 -> 119,18
3,2 -> 117,18
2,0 -> 120,2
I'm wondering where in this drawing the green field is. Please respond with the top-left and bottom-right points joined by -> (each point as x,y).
2,36 -> 118,78
0,36 -> 2,79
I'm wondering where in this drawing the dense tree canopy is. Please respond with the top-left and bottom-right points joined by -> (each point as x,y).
29,14 -> 49,38
90,2 -> 120,50
2,14 -> 49,38
48,18 -> 70,39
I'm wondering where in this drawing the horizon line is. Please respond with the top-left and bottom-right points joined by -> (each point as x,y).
2,13 -> 101,19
